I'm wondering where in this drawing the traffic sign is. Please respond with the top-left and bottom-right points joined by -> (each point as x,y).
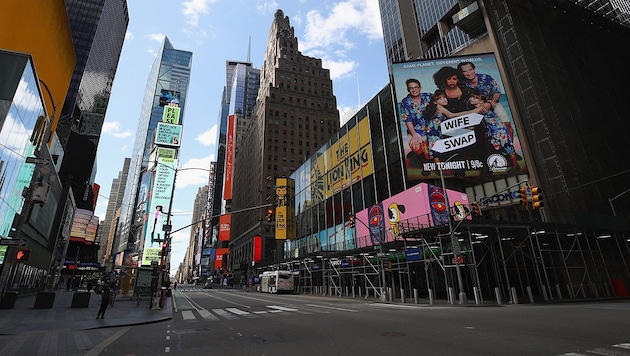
0,238 -> 27,247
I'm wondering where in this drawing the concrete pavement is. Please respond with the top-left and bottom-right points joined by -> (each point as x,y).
0,289 -> 172,355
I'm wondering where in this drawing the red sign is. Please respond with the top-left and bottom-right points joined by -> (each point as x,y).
252,235 -> 262,262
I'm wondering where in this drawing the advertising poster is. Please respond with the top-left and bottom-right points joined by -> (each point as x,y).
355,182 -> 470,248
392,53 -> 525,180
162,105 -> 181,124
141,156 -> 177,267
155,122 -> 182,147
159,89 -> 180,107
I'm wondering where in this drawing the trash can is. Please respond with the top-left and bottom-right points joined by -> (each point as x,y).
71,291 -> 91,308
34,291 -> 56,309
0,291 -> 18,309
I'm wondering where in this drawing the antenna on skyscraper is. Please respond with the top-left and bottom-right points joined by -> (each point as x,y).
247,36 -> 252,63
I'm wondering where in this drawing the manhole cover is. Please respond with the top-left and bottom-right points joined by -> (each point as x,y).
381,332 -> 406,337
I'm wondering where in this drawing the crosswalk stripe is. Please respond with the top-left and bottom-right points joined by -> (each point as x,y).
212,308 -> 237,319
267,305 -> 299,312
226,308 -> 251,316
198,309 -> 219,321
613,344 -> 630,350
182,310 -> 195,320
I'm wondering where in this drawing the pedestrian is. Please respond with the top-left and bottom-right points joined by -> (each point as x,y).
96,283 -> 111,319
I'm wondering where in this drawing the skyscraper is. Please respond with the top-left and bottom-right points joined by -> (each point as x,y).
58,0 -> 129,211
378,0 -> 630,225
228,9 -> 340,270
116,37 -> 192,266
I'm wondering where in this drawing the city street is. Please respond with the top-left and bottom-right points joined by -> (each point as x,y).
99,285 -> 630,356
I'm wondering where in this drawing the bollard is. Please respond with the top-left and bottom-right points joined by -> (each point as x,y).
388,287 -> 393,302
429,288 -> 435,305
413,288 -> 418,304
473,287 -> 480,305
495,287 -> 502,305
526,286 -> 534,303
555,284 -> 563,300
541,285 -> 549,301
448,287 -> 455,305
566,284 -> 574,299
510,287 -> 518,304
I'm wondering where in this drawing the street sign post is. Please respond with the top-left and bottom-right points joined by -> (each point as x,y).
0,239 -> 27,247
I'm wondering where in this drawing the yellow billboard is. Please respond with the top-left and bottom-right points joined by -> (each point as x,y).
275,178 -> 295,240
315,116 -> 373,199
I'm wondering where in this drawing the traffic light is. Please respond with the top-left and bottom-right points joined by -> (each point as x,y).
530,187 -> 544,209
266,209 -> 274,222
471,202 -> 481,216
15,248 -> 31,262
520,186 -> 530,206
349,215 -> 355,228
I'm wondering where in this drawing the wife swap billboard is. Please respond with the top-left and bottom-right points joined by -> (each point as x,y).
392,53 -> 526,180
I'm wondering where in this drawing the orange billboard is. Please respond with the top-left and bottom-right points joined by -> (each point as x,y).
218,213 -> 231,241
223,115 -> 236,200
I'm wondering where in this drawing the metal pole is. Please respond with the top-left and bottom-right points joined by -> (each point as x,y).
438,154 -> 467,304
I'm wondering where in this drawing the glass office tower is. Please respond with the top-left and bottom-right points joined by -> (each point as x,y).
116,37 -> 192,262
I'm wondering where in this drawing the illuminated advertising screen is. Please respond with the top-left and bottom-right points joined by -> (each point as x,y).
155,122 -> 182,147
162,105 -> 181,124
218,214 -> 231,241
159,89 -> 180,107
355,182 -> 470,248
223,115 -> 235,200
392,53 -> 525,180
142,156 -> 177,266
70,208 -> 99,242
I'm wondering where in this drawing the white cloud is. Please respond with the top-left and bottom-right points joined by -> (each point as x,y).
102,121 -> 133,138
125,31 -> 134,41
182,0 -> 215,27
145,33 -> 166,43
322,58 -> 357,80
256,0 -> 279,14
300,0 -> 383,62
195,124 -> 217,146
339,105 -> 358,126
175,155 -> 215,190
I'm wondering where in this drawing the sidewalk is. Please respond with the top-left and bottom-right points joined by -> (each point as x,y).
0,289 -> 172,335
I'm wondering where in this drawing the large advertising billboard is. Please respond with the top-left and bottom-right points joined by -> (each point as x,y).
275,178 -> 295,240
142,156 -> 177,266
310,116 -> 373,204
355,182 -> 470,248
392,53 -> 525,180
155,122 -> 182,147
223,115 -> 235,201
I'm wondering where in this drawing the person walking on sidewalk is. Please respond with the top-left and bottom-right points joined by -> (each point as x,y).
96,283 -> 111,319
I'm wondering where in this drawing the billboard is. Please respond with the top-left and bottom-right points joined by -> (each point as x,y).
275,178 -> 295,240
142,156 -> 177,266
355,182 -> 470,248
159,89 -> 180,107
218,214 -> 231,241
162,105 -> 181,124
223,115 -> 235,200
310,116 -> 373,204
70,208 -> 99,242
392,53 -> 525,180
155,122 -> 182,147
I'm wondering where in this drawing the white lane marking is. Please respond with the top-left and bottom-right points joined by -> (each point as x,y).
182,310 -> 195,320
253,311 -> 268,314
198,309 -> 219,320
166,335 -> 170,340
267,305 -> 299,312
613,344 -> 630,349
226,308 -> 251,315
85,327 -> 130,356
165,346 -> 170,353
213,308 -> 237,319
305,304 -> 358,312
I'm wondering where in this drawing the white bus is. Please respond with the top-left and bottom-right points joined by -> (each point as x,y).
259,270 -> 295,293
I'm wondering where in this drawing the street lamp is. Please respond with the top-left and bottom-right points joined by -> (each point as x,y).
438,153 -> 467,304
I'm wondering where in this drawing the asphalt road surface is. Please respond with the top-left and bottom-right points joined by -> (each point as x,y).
100,286 -> 630,356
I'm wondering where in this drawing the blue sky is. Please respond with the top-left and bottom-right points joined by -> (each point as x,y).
95,0 -> 389,271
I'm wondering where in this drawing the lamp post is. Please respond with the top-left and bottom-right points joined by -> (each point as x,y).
437,153 -> 467,304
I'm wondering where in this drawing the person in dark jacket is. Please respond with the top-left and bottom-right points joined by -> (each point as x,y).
96,284 -> 111,319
